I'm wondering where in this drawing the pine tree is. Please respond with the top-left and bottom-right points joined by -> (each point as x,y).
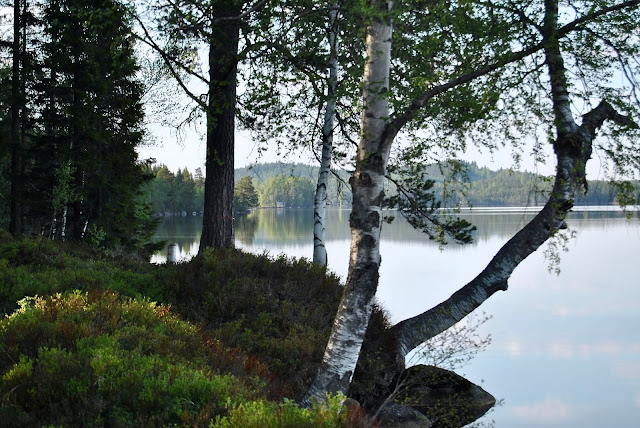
234,176 -> 259,214
33,0 -> 156,249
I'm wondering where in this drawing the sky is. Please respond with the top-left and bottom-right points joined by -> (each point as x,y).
137,126 -> 310,174
136,120 -> 568,178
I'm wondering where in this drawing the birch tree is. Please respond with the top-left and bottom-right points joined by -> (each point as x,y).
312,5 -> 339,266
237,1 -> 365,265
306,0 -> 640,403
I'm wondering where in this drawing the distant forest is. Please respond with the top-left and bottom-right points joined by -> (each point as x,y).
143,161 -> 634,214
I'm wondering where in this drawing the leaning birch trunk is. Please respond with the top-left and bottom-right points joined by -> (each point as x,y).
391,0 -> 638,360
313,7 -> 339,266
304,0 -> 394,404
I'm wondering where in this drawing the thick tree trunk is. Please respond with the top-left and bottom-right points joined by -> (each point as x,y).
305,0 -> 394,404
199,7 -> 240,252
391,0 -> 637,360
313,7 -> 339,266
9,0 -> 23,236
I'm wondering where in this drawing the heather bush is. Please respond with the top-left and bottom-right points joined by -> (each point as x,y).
0,291 -> 255,427
168,248 -> 346,399
0,234 -> 393,424
211,394 -> 348,428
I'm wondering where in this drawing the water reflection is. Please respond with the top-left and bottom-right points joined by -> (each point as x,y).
235,215 -> 258,246
151,208 -> 639,263
150,208 -> 640,427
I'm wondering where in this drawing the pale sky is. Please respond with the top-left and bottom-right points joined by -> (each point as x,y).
137,121 -> 566,178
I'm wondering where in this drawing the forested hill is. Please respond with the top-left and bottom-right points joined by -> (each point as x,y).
235,162 -> 352,207
144,161 -> 630,214
235,161 -> 625,207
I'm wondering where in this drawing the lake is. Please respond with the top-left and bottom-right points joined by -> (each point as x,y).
151,207 -> 640,427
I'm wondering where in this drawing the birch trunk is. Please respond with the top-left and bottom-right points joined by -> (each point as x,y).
305,0 -> 638,405
391,0 -> 637,360
313,7 -> 339,266
61,206 -> 68,239
305,0 -> 394,404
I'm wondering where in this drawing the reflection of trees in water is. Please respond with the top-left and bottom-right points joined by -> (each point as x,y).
235,214 -> 258,246
153,216 -> 202,260
151,209 -> 636,259
253,209 -> 314,244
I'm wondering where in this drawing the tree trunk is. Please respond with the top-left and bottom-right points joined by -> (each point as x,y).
304,0 -> 394,404
199,6 -> 240,252
390,0 -> 638,361
9,0 -> 23,236
306,0 -> 638,404
313,7 -> 339,266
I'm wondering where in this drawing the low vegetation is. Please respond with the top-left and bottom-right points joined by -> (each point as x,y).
0,231 -> 381,426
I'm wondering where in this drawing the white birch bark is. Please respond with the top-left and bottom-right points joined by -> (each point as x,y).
61,206 -> 67,239
391,0 -> 638,360
305,0 -> 394,404
305,0 -> 639,406
313,7 -> 339,266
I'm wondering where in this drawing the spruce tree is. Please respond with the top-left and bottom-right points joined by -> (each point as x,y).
34,0 -> 156,249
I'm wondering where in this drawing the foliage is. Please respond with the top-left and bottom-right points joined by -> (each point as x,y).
0,232 -> 161,315
260,174 -> 316,208
1,0 -> 157,252
0,290 -> 257,427
237,162 -> 352,207
0,233 -> 344,400
234,176 -> 260,213
0,234 -> 380,426
149,161 -> 630,216
170,248 -> 346,399
212,394 -> 349,428
142,164 -> 204,214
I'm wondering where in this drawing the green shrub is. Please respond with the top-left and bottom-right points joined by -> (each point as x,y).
0,291 -> 257,427
0,237 -> 164,315
212,395 -> 348,428
171,249 -> 344,399
0,235 -> 396,420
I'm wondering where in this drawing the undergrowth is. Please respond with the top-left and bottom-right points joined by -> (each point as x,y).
0,290 -> 258,426
0,232 -> 383,426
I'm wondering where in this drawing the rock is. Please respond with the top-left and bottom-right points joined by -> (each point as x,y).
376,403 -> 432,428
394,365 -> 495,428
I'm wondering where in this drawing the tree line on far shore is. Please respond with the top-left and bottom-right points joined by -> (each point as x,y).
144,161 -> 634,215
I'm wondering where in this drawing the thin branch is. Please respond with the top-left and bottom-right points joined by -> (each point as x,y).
386,0 -> 640,143
213,0 -> 271,23
134,15 -> 209,111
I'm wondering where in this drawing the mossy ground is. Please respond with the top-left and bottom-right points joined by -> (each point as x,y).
0,231 -> 382,426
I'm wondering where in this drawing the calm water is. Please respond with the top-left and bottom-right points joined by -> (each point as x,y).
152,208 -> 640,427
